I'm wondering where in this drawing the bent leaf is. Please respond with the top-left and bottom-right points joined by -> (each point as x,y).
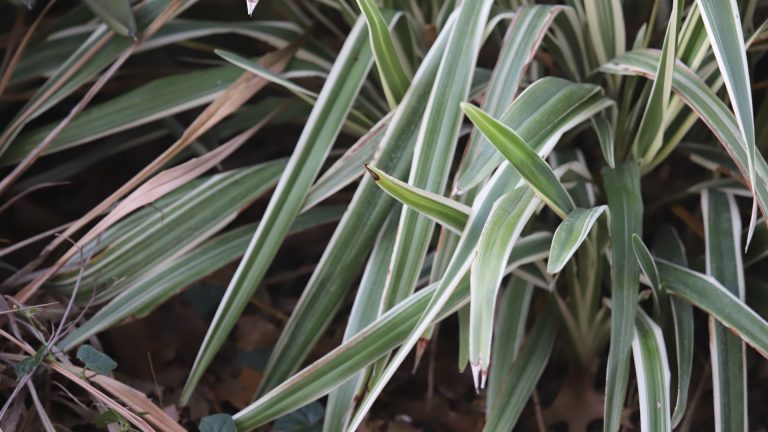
548,206 -> 608,274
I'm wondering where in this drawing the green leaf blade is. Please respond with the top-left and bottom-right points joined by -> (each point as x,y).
632,0 -> 681,165
462,103 -> 575,219
455,4 -> 563,192
632,311 -> 672,432
257,18 -> 456,395
696,0 -> 757,217
356,0 -> 411,107
365,164 -> 470,233
702,189 -> 748,431
470,187 -> 539,383
182,17 -> 378,405
484,304 -> 558,431
658,259 -> 768,359
548,206 -> 608,274
602,162 -> 643,432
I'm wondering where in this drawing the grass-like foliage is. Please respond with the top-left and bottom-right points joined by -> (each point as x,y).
1,0 -> 768,430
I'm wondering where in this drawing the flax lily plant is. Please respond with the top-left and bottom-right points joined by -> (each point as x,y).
1,0 -> 768,431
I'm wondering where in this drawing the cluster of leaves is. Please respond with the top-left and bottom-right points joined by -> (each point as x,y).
1,0 -> 768,431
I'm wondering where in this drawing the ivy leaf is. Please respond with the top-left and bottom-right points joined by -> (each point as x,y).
76,344 -> 118,375
199,414 -> 237,432
14,345 -> 47,379
93,409 -> 131,431
274,402 -> 324,432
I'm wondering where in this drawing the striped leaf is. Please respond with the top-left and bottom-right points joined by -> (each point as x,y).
484,303 -> 558,431
652,225 -> 694,427
380,0 -> 492,313
486,277 -> 534,413
702,188 -> 748,431
632,234 -> 664,317
231,232 -> 550,430
365,164 -> 470,234
462,103 -> 575,219
696,0 -> 758,242
602,162 -> 643,432
323,211 -> 399,432
455,4 -> 564,192
548,206 -> 608,274
470,187 -> 539,386
356,0 -> 411,107
584,0 -> 625,67
58,206 -> 343,351
257,18 -> 455,394
49,161 -> 286,303
0,0 -> 189,155
657,259 -> 768,359
601,50 -> 768,235
633,310 -> 672,432
632,0 -> 681,165
182,16 -> 380,404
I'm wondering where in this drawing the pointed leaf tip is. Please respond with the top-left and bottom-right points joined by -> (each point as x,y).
246,0 -> 257,16
412,338 -> 430,373
363,164 -> 380,181
471,363 -> 482,393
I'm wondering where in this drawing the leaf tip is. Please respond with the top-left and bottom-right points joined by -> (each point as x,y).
413,338 -> 430,373
363,164 -> 380,181
746,199 -> 758,252
246,0 -> 258,17
470,363 -> 486,393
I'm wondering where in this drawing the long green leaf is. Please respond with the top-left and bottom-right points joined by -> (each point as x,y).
455,4 -> 563,192
322,211 -> 399,432
696,0 -> 758,241
353,78 -> 610,430
49,161 -> 286,304
0,0 -> 189,155
365,164 -> 470,234
548,206 -> 608,274
602,161 -> 643,432
231,232 -> 550,430
356,0 -> 411,107
469,187 -> 539,386
215,50 -> 319,98
302,115 -> 391,212
632,310 -> 672,432
8,19 -> 328,86
257,16 -> 456,395
462,103 -> 575,219
601,50 -> 768,232
545,7 -> 591,81
658,259 -> 768,358
486,277 -> 534,413
380,0 -> 492,312
463,77 -> 612,198
1,66 -> 276,165
349,161 -> 541,432
702,188 -> 748,431
652,225 -> 693,427
632,234 -> 664,318
632,0 -> 681,166
181,16 -> 379,404
585,0 -> 625,67
58,206 -> 343,351
592,110 -> 617,168
483,303 -> 557,432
